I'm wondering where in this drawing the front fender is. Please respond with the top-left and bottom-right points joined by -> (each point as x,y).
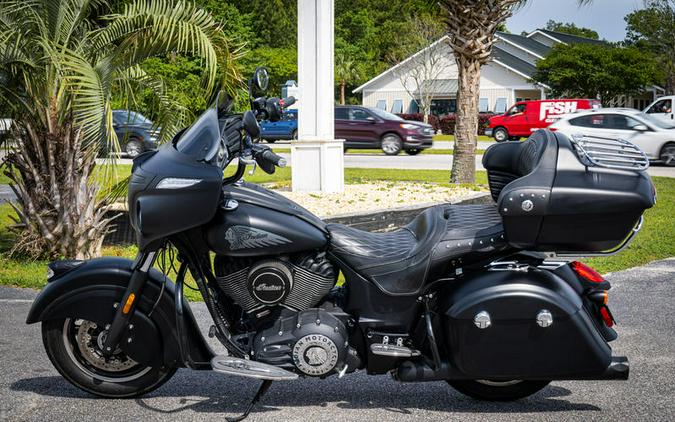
27,257 -> 214,369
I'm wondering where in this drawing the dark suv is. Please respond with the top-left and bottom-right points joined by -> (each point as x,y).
335,106 -> 434,155
112,110 -> 159,158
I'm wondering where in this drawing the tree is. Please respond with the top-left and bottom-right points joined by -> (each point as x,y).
387,15 -> 448,122
545,20 -> 600,39
438,0 -> 592,184
335,54 -> 361,105
625,0 -> 675,94
438,0 -> 523,184
532,43 -> 661,103
0,0 -> 241,259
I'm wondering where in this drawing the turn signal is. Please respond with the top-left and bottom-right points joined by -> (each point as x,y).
570,261 -> 604,283
122,293 -> 136,314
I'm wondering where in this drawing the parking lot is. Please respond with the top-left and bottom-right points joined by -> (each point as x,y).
1,259 -> 674,421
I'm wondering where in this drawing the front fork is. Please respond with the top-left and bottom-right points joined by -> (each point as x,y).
101,251 -> 156,357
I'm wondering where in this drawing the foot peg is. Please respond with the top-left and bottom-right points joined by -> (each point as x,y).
370,343 -> 421,358
211,356 -> 298,381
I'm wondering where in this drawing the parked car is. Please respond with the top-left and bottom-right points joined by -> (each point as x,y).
644,96 -> 674,124
549,108 -> 675,166
335,105 -> 433,155
486,99 -> 601,142
112,110 -> 159,158
260,109 -> 297,142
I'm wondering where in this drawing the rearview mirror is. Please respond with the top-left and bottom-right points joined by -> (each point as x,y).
366,116 -> 376,123
253,67 -> 269,92
243,110 -> 260,139
633,124 -> 649,132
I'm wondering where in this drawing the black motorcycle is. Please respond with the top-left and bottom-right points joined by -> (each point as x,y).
27,68 -> 656,419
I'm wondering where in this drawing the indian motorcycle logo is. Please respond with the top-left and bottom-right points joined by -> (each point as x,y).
224,226 -> 291,250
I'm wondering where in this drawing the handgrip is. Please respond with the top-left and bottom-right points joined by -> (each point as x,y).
280,96 -> 296,109
261,149 -> 287,167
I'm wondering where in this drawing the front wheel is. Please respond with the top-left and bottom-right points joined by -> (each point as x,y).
125,139 -> 144,158
447,379 -> 550,401
660,142 -> 675,166
381,134 -> 402,155
42,318 -> 176,398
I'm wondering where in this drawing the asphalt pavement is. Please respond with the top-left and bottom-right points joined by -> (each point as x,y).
1,258 -> 674,421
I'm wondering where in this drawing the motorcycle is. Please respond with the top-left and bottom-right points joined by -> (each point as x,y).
27,68 -> 656,419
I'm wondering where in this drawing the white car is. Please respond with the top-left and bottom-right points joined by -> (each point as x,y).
644,95 -> 674,124
549,108 -> 675,166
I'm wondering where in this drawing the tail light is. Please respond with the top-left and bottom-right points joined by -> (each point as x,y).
570,261 -> 604,283
600,306 -> 615,327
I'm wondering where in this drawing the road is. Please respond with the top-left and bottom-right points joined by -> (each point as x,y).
1,258 -> 674,421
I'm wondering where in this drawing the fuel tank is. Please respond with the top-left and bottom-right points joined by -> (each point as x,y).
206,183 -> 328,257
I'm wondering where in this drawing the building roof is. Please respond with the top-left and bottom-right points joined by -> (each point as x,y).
528,29 -> 605,46
491,46 -> 538,79
496,32 -> 551,57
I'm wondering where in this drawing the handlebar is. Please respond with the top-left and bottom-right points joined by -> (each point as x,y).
260,148 -> 287,168
280,96 -> 296,109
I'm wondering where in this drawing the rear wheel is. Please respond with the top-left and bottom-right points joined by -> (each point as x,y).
660,142 -> 675,166
42,318 -> 175,398
493,127 -> 508,142
447,379 -> 550,401
266,139 -> 276,144
381,134 -> 402,155
405,148 -> 422,155
125,139 -> 143,158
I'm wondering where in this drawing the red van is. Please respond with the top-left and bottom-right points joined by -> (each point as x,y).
486,99 -> 601,142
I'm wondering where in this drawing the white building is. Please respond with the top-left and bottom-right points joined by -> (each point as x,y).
354,29 -> 664,114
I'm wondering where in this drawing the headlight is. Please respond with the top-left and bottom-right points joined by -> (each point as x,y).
156,178 -> 202,189
400,123 -> 418,130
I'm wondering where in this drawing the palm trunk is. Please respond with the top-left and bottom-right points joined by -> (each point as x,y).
340,80 -> 346,105
5,110 -> 114,259
451,54 -> 480,184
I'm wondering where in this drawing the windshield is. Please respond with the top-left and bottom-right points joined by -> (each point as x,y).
369,107 -> 404,121
640,112 -> 675,130
175,107 -> 221,163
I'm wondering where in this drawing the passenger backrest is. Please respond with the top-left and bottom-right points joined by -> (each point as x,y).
482,130 -> 552,201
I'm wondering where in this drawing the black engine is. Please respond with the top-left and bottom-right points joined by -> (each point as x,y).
214,252 -> 336,313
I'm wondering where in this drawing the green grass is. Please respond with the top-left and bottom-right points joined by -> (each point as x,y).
0,173 -> 672,294
433,135 -> 493,142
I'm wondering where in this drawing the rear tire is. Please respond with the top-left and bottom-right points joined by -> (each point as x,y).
42,318 -> 176,398
447,379 -> 550,401
266,139 -> 276,144
405,148 -> 422,155
381,134 -> 402,155
125,139 -> 144,158
660,142 -> 675,166
493,127 -> 508,142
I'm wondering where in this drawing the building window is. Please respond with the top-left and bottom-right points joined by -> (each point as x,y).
479,98 -> 489,113
430,99 -> 457,116
391,99 -> 403,114
376,100 -> 387,110
409,100 -> 419,113
494,97 -> 508,114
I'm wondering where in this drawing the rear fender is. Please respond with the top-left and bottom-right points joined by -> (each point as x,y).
26,257 -> 214,369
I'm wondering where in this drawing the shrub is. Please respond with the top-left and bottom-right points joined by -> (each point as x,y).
397,112 -> 493,135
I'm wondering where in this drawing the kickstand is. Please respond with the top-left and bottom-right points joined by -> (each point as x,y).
226,380 -> 273,422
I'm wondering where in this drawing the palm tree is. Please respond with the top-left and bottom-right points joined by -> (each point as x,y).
335,53 -> 360,105
0,0 -> 242,259
438,0 -> 591,184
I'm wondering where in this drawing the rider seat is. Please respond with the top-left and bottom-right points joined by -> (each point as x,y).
327,204 -> 506,295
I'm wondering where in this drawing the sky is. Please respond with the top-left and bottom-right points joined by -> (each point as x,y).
506,0 -> 645,41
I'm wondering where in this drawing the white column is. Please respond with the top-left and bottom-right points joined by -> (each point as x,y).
292,0 -> 344,193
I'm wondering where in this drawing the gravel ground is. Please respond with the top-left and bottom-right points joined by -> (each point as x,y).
1,259 -> 674,421
278,182 -> 484,217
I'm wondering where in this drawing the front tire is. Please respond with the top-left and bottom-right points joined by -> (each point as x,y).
447,379 -> 550,401
660,142 -> 675,166
493,127 -> 508,142
381,134 -> 402,155
42,318 -> 176,398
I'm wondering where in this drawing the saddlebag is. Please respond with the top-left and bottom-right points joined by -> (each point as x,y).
440,269 -> 612,379
483,130 -> 656,252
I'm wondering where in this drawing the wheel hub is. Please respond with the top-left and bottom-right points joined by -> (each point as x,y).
74,320 -> 137,372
